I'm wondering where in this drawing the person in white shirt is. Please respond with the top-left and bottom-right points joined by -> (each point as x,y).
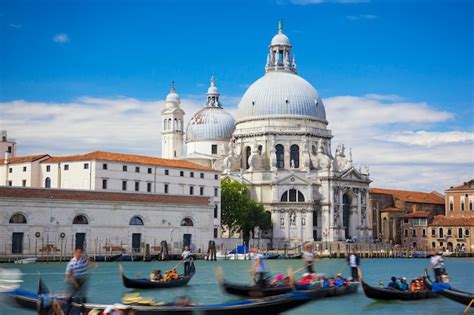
347,250 -> 360,281
430,251 -> 445,281
251,247 -> 269,288
302,243 -> 315,274
181,246 -> 192,276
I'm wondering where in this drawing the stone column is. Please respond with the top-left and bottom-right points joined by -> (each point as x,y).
285,210 -> 290,241
305,210 -> 313,241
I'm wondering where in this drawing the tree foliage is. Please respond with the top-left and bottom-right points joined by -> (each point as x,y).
221,179 -> 272,244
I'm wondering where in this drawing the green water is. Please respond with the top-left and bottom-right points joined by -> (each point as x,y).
1,258 -> 473,314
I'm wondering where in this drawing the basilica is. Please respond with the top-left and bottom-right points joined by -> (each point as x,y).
161,21 -> 371,244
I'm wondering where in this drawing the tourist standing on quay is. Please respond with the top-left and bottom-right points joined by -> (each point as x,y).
64,248 -> 92,314
182,246 -> 191,276
347,250 -> 360,281
302,242 -> 315,274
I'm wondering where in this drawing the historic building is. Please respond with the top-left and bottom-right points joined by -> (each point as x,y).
426,180 -> 474,254
0,139 -> 221,257
369,188 -> 445,244
445,179 -> 474,218
1,187 -> 215,258
163,21 -> 372,244
400,211 -> 430,250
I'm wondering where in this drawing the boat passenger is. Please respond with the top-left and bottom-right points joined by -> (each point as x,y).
409,278 -> 424,292
399,277 -> 409,291
334,273 -> 346,288
387,276 -> 401,290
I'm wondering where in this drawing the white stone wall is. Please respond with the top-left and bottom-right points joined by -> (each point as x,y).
0,159 -> 47,187
186,140 -> 229,158
0,197 -> 214,257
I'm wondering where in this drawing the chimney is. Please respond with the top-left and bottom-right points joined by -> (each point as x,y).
1,130 -> 7,142
4,152 -> 10,165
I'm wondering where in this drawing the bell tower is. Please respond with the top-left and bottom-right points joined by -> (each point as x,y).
161,82 -> 185,159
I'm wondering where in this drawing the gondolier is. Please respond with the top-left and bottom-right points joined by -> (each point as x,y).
182,246 -> 192,276
430,251 -> 445,281
251,247 -> 269,288
302,243 -> 315,274
64,248 -> 91,312
347,251 -> 360,281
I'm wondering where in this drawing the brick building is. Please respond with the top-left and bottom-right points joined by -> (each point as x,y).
369,188 -> 445,244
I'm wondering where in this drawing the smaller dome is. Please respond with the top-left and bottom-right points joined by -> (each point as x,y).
271,32 -> 291,47
186,107 -> 235,142
166,91 -> 180,102
165,81 -> 180,105
207,76 -> 219,95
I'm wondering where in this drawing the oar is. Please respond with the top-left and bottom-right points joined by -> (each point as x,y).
214,266 -> 224,286
463,298 -> 474,314
287,267 -> 296,290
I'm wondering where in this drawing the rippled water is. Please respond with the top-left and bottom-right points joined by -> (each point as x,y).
1,258 -> 473,314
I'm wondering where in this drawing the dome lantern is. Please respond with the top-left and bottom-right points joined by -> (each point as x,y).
266,19 -> 296,74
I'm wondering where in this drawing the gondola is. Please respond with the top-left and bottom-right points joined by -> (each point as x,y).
4,278 -> 65,310
70,291 -> 312,315
423,269 -> 474,307
119,260 -> 195,289
218,267 -> 359,299
221,281 -> 359,299
361,277 -> 436,300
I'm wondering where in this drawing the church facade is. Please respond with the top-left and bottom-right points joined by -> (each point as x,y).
161,21 -> 371,244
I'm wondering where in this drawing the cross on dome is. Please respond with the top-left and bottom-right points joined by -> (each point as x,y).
206,76 -> 221,107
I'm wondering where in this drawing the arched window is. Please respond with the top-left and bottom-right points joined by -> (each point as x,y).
439,228 -> 444,238
129,216 -> 144,225
258,145 -> 263,156
73,215 -> 88,224
245,146 -> 251,169
9,213 -> 27,224
275,144 -> 284,169
290,144 -> 299,168
458,228 -> 463,238
280,189 -> 305,202
181,217 -> 193,226
45,177 -> 51,188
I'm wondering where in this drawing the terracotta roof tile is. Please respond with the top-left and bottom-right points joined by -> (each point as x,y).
403,211 -> 430,218
369,188 -> 444,205
430,215 -> 474,226
0,154 -> 50,165
446,180 -> 474,192
381,207 -> 405,213
0,187 -> 210,205
42,151 -> 216,171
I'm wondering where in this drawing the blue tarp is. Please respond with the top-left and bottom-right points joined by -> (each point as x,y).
228,245 -> 249,254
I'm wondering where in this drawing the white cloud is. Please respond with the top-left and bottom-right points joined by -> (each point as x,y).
1,93 -> 472,192
324,94 -> 473,191
380,131 -> 474,147
346,14 -> 378,20
53,33 -> 70,43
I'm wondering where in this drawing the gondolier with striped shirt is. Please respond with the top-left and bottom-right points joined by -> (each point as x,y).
65,248 -> 91,312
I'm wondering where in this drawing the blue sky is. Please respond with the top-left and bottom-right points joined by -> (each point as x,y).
0,0 -> 473,191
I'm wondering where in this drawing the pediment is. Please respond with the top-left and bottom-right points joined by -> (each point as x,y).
274,173 -> 311,186
340,168 -> 365,181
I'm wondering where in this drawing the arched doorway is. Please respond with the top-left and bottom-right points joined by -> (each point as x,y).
342,193 -> 351,239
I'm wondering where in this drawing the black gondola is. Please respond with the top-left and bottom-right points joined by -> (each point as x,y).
222,281 -> 359,299
361,277 -> 437,300
423,269 -> 474,307
120,261 -> 195,289
70,291 -> 312,315
6,285 -> 312,315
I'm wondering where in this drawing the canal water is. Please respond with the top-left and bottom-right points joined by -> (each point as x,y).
1,258 -> 473,314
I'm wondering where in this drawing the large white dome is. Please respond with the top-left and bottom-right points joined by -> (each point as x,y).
236,71 -> 326,122
186,107 -> 235,142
